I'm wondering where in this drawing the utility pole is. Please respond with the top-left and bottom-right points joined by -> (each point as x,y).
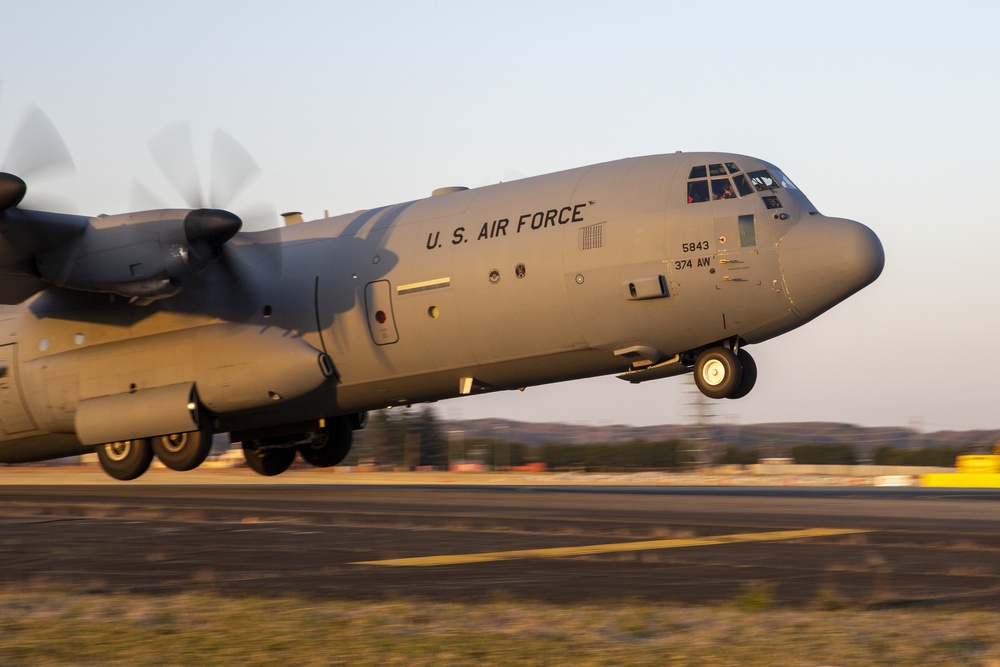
493,424 -> 510,471
447,429 -> 465,471
681,378 -> 716,468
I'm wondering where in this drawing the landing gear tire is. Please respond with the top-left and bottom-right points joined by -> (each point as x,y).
349,411 -> 368,430
96,438 -> 154,481
152,428 -> 213,471
299,416 -> 353,468
694,347 -> 743,399
727,349 -> 757,400
243,443 -> 297,477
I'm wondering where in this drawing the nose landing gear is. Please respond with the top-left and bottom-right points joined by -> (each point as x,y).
693,346 -> 757,399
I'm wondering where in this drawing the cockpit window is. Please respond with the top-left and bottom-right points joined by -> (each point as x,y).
773,168 -> 798,190
687,180 -> 710,203
687,161 -> 793,205
748,169 -> 779,191
732,173 -> 754,197
688,161 -> 750,204
712,178 -> 736,200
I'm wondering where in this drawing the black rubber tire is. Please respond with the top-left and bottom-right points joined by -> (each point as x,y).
299,417 -> 353,468
243,443 -> 297,476
693,347 -> 743,399
727,349 -> 758,400
152,429 -> 213,472
349,411 -> 369,430
96,438 -> 154,481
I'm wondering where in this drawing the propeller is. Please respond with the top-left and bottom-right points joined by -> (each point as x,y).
0,98 -> 76,212
0,172 -> 26,213
183,208 -> 242,268
133,121 -> 278,231
130,121 -> 283,312
2,104 -> 75,180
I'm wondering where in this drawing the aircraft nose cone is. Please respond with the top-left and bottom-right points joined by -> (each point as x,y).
778,217 -> 884,320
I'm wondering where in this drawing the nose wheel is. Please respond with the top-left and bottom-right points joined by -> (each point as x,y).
693,347 -> 756,399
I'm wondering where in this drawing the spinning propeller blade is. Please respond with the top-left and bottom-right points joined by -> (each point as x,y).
1,104 -> 75,180
138,122 -> 277,230
147,121 -> 204,209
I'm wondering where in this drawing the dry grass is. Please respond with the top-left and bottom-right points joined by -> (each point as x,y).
0,588 -> 999,666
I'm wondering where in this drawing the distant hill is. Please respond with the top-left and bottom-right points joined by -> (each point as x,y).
435,418 -> 1000,457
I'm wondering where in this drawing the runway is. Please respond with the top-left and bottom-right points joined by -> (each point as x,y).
2,469 -> 999,608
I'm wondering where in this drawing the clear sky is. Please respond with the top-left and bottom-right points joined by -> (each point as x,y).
2,1 -> 998,432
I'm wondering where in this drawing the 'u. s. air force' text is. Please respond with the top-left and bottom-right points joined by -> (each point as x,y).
425,202 -> 588,250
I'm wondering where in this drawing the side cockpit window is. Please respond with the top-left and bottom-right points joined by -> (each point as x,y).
748,169 -> 779,191
748,168 -> 797,191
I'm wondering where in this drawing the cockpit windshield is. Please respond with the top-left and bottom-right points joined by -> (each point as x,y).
687,162 -> 799,210
687,162 -> 755,204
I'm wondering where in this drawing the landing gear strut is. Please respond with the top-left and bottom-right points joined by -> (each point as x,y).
693,346 -> 757,399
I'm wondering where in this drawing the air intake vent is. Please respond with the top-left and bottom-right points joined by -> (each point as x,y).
580,223 -> 604,250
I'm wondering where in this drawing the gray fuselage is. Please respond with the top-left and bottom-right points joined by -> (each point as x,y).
0,152 -> 884,463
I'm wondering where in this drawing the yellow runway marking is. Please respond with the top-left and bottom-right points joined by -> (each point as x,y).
352,527 -> 870,567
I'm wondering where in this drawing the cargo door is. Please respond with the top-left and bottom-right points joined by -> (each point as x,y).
0,344 -> 37,434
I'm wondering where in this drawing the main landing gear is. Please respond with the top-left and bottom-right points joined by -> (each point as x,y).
95,424 -> 214,481
151,427 -> 214,472
240,413 -> 362,477
93,411 -> 365,481
95,398 -> 216,480
96,438 -> 154,481
692,345 -> 757,399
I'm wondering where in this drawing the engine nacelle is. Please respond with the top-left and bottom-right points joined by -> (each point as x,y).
35,208 -> 241,300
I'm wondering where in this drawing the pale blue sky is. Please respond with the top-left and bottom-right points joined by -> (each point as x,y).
2,1 -> 998,431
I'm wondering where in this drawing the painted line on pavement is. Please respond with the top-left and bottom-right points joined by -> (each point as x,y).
352,527 -> 870,567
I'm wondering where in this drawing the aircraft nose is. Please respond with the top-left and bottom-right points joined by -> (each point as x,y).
777,216 -> 884,320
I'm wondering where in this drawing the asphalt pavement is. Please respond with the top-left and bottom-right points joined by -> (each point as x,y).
2,468 -> 999,607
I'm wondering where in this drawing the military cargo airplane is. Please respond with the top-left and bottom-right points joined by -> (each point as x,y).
0,137 -> 883,479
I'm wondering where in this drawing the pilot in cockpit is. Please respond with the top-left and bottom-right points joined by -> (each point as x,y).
714,182 -> 736,200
